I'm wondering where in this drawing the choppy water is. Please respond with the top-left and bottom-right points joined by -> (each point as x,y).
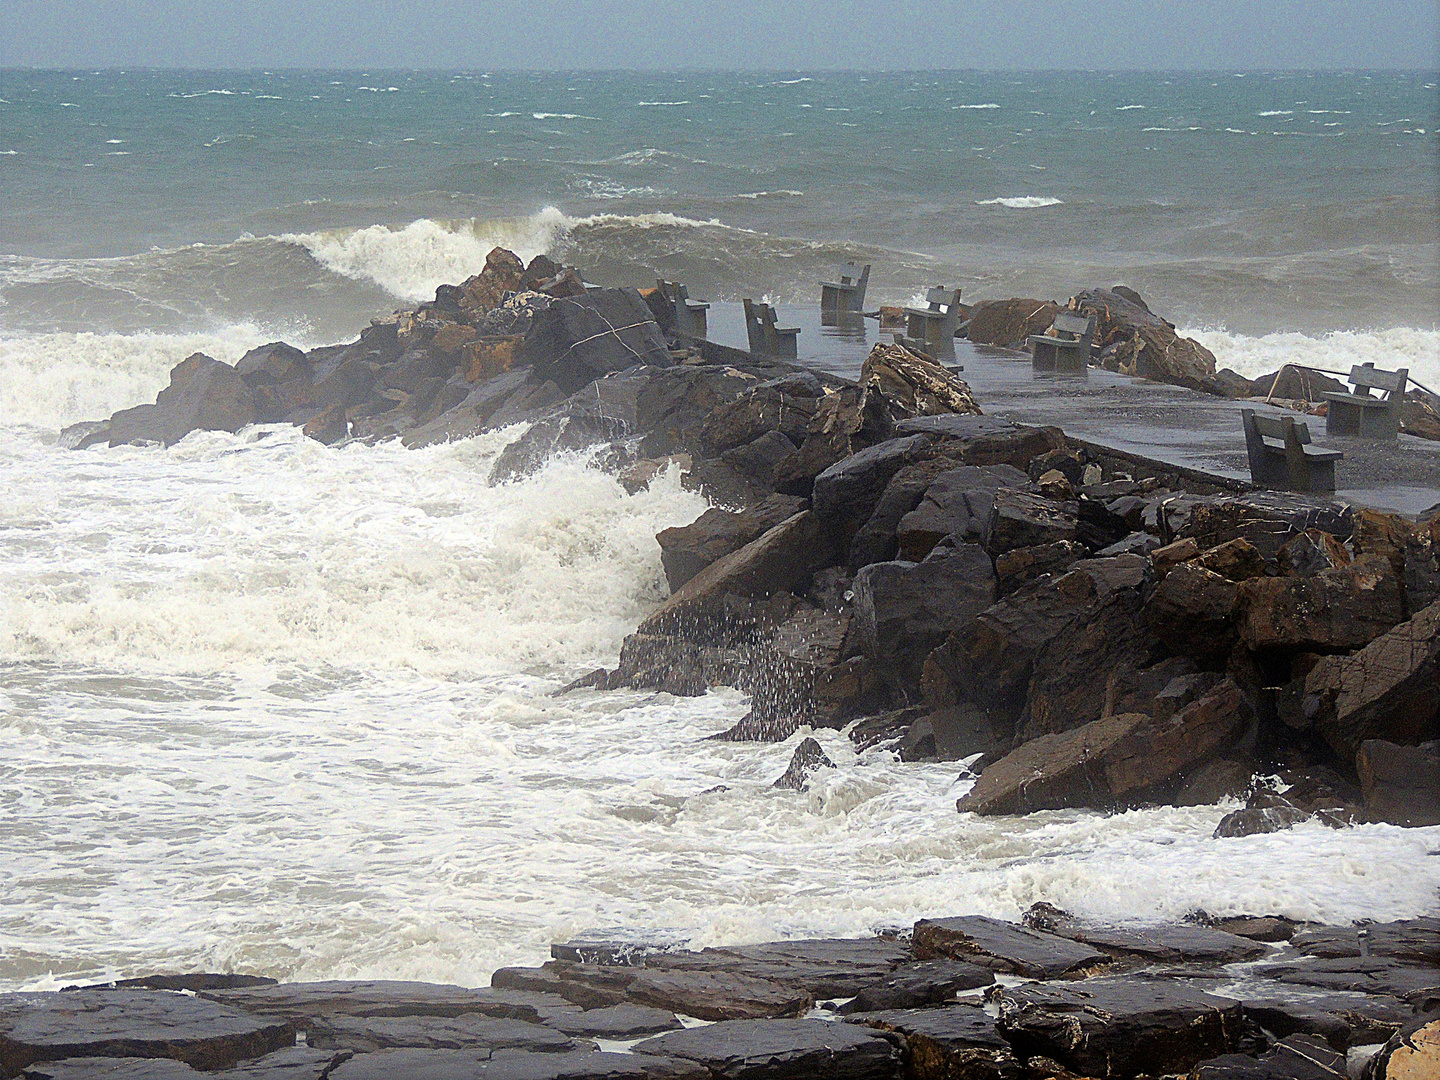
1,71 -> 1438,991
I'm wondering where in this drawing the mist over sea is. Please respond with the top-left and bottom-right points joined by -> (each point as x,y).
1,70 -> 1438,992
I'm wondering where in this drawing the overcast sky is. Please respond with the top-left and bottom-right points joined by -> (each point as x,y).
2,0 -> 1437,70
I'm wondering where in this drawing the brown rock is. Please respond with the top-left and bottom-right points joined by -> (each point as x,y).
637,512 -> 836,638
1239,554 -> 1404,651
455,247 -> 527,321
1145,562 -> 1240,663
1103,678 -> 1253,798
1151,537 -> 1201,576
461,335 -> 525,382
656,495 -> 807,592
985,489 -> 1079,556
994,540 -> 1087,596
772,385 -> 895,495
1196,538 -> 1267,581
1278,529 -> 1354,577
1073,286 -> 1216,389
1305,600 -> 1440,760
1356,740 -> 1440,827
956,712 -> 1151,815
302,402 -> 349,445
860,341 -> 981,417
965,298 -> 1060,347
101,353 -> 256,447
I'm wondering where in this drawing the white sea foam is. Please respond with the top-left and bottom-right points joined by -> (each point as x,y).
0,325 -> 283,431
976,196 -> 1064,208
954,103 -> 1000,109
1185,326 -> 1440,392
1,424 -> 1436,992
283,211 -> 571,303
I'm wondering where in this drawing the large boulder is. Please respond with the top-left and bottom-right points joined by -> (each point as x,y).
89,354 -> 256,448
1072,286 -> 1217,390
773,385 -> 897,495
1356,740 -> 1440,827
859,341 -> 981,417
811,434 -> 938,537
983,489 -> 1079,557
235,341 -> 309,387
964,298 -> 1060,347
852,543 -> 998,687
1145,562 -> 1240,663
636,512 -> 836,639
912,916 -> 1109,979
955,711 -> 1151,815
847,456 -> 968,569
895,464 -> 1030,561
1239,555 -> 1405,651
1178,493 -> 1353,563
524,289 -> 672,394
1304,600 -> 1440,761
1102,678 -> 1254,798
698,385 -> 818,456
656,495 -> 808,592
850,1005 -> 1021,1079
996,978 -> 1243,1078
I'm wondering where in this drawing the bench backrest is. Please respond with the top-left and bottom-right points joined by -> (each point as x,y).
1245,409 -> 1313,444
1052,311 -> 1095,340
835,262 -> 870,288
922,286 -> 960,312
744,298 -> 777,330
1348,364 -> 1408,397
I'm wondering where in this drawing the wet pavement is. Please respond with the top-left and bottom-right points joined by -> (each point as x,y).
704,302 -> 1440,516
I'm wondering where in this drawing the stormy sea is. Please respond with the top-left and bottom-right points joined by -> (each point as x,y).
1,70 -> 1437,991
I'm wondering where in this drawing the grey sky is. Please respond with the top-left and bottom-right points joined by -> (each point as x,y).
2,0 -> 1437,70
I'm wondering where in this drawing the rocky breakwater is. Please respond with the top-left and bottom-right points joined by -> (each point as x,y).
4,913 -> 1435,1078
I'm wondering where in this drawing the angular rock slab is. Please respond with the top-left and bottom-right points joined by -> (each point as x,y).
1022,909 -> 1267,965
1188,1033 -> 1347,1080
1366,1016 -> 1440,1080
19,1059 -> 202,1079
912,916 -> 1109,979
994,977 -> 1243,1077
634,1018 -> 899,1079
327,1047 -> 707,1080
0,990 -> 293,1078
1238,989 -> 1413,1050
849,1005 -> 1020,1080
201,982 -> 541,1025
842,959 -> 996,1013
535,1006 -> 680,1041
1245,958 -> 1440,1008
1304,600 -> 1440,762
1290,918 -> 1440,965
309,1015 -> 576,1054
653,938 -> 914,1000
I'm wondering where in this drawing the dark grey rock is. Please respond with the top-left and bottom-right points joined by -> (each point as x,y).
841,960 -> 995,1012
20,1058 -> 203,1078
524,289 -> 672,395
1189,1033 -> 1347,1079
651,939 -> 912,1001
912,916 -> 1110,979
994,976 -> 1243,1078
1356,740 -> 1440,827
721,430 -> 799,485
1240,990 -> 1414,1050
1247,957 -> 1440,1004
1020,906 -> 1267,964
310,1014 -> 575,1054
538,1006 -> 680,1040
895,464 -> 1029,561
847,456 -> 965,569
811,435 -> 936,532
656,495 -> 807,592
633,1018 -> 899,1079
848,1005 -> 1019,1080
200,981 -> 543,1024
327,1047 -> 707,1079
772,737 -> 835,791
852,543 -> 996,687
0,990 -> 293,1077
236,342 -> 309,387
1290,918 -> 1440,965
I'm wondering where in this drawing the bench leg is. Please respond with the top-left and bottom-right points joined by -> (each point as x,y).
1325,402 -> 1358,436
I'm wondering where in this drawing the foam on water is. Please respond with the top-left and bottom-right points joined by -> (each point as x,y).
0,326 -> 279,431
2,424 -> 1437,992
1187,326 -> 1440,392
283,210 -> 571,303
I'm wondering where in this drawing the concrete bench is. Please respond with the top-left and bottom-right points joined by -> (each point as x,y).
743,298 -> 800,359
657,279 -> 709,341
1030,311 -> 1095,373
1242,408 -> 1343,493
897,286 -> 962,362
1322,363 -> 1408,439
820,262 -> 870,318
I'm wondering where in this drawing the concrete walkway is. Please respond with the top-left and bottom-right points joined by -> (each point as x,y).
704,302 -> 1440,516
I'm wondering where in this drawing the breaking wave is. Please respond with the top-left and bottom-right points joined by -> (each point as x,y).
1185,326 -> 1440,392
977,197 -> 1064,208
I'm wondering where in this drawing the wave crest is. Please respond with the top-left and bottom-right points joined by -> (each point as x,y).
1184,326 -> 1440,391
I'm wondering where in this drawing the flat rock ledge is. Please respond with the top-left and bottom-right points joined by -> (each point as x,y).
6,914 -> 1434,1079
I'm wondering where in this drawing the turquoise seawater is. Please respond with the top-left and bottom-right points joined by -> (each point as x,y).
1,69 -> 1436,343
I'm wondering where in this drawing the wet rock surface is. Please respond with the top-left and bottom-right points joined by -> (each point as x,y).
9,916 -> 1434,1080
